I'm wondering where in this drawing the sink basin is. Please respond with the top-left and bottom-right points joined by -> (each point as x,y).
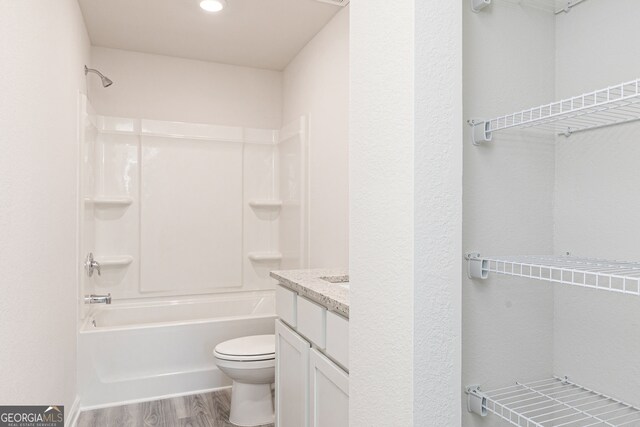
321,275 -> 349,289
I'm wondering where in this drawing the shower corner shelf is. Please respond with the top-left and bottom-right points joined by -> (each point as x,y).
249,199 -> 283,209
468,78 -> 640,145
466,253 -> 640,296
85,196 -> 133,207
466,376 -> 640,426
95,255 -> 134,267
248,252 -> 283,262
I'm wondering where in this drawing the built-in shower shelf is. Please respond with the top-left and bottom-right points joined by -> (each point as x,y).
467,376 -> 640,426
468,78 -> 640,144
85,196 -> 133,207
95,255 -> 134,267
248,252 -> 282,262
467,254 -> 640,296
249,199 -> 283,209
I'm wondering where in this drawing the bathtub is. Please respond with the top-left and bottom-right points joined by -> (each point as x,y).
78,291 -> 276,409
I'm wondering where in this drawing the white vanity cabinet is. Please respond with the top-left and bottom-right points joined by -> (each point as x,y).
275,320 -> 310,427
309,348 -> 349,427
275,284 -> 349,427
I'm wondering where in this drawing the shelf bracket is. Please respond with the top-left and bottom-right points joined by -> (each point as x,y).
555,0 -> 588,15
466,385 -> 487,416
465,252 -> 488,279
471,0 -> 491,13
467,119 -> 492,145
561,127 -> 573,137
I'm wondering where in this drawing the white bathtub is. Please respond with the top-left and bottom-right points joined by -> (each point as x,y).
78,291 -> 276,409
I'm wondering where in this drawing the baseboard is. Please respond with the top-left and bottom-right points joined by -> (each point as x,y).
66,395 -> 81,427
78,385 -> 232,412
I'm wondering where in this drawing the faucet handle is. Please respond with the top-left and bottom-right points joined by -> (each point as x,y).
84,293 -> 111,305
85,252 -> 101,277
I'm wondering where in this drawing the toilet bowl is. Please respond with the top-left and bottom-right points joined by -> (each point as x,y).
214,334 -> 275,427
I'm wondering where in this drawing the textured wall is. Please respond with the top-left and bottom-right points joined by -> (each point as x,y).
0,0 -> 90,420
89,47 -> 283,129
282,7 -> 349,271
350,0 -> 416,424
350,0 -> 462,425
462,3 -> 556,426
413,0 -> 462,425
554,0 -> 640,407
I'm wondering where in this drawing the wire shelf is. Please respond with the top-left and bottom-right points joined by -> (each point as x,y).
468,79 -> 640,144
467,254 -> 640,296
468,376 -> 640,427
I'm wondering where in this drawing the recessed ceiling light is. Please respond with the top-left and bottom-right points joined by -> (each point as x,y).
199,0 -> 226,12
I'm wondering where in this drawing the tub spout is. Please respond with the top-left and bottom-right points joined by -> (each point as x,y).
84,294 -> 111,305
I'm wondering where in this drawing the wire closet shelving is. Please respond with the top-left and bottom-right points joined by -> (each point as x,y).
468,78 -> 640,144
467,376 -> 640,427
466,254 -> 640,296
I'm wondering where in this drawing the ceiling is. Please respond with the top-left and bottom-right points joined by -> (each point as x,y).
78,0 -> 343,71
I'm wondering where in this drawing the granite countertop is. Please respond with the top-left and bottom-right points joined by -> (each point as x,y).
270,269 -> 349,318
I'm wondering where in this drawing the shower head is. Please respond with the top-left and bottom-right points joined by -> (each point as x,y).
84,65 -> 113,87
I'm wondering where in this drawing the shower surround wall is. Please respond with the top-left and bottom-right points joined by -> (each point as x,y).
81,114 -> 287,301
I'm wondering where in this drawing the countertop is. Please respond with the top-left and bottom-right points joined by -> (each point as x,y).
270,269 -> 349,318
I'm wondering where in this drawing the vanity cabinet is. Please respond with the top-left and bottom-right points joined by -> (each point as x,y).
309,348 -> 349,427
275,285 -> 349,427
275,320 -> 310,427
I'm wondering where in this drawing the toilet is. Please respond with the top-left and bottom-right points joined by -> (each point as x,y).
214,334 -> 276,426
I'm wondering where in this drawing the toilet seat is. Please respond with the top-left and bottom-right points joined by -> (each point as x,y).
214,334 -> 275,362
214,357 -> 275,370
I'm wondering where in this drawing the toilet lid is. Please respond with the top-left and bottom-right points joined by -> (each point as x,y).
214,334 -> 275,361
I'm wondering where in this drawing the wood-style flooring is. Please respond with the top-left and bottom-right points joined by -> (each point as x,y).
76,388 -> 274,427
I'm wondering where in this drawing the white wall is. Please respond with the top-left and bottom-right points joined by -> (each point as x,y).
350,0 -> 462,425
350,1 -> 415,422
413,0 -> 462,424
0,0 -> 90,420
282,7 -> 349,270
89,47 -> 283,129
554,0 -> 640,406
463,3 -> 556,426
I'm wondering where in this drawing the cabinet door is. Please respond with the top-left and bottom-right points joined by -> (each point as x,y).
309,348 -> 349,427
276,319 -> 310,427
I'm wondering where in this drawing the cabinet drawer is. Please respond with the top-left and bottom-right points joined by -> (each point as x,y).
296,296 -> 326,348
276,285 -> 297,327
325,311 -> 349,370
